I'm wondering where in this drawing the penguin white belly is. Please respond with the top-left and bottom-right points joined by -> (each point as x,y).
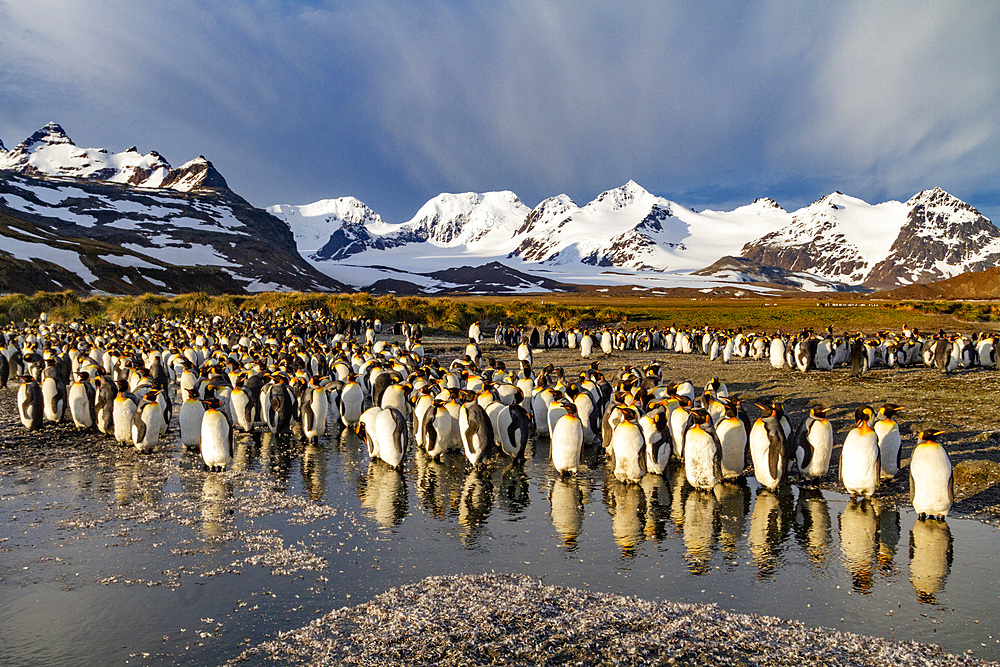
41,377 -> 63,422
230,390 -> 253,432
684,428 -> 720,490
360,407 -> 384,460
841,430 -> 880,497
376,408 -> 406,468
611,423 -> 645,483
910,445 -> 952,518
113,398 -> 136,444
717,418 -> 747,479
201,410 -> 233,470
68,383 -> 92,428
179,400 -> 206,449
799,420 -> 833,480
551,415 -> 583,474
133,404 -> 163,453
749,423 -> 781,490
875,420 -> 901,479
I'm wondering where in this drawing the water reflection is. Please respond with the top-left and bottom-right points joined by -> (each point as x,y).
640,474 -> 670,543
497,463 -> 531,518
877,506 -> 901,575
716,481 -> 751,559
302,442 -> 327,501
358,461 -> 408,528
458,471 -> 494,547
748,487 -> 794,579
606,478 -> 645,558
200,475 -> 233,541
683,489 -> 717,575
549,476 -> 584,549
414,451 -> 465,521
792,487 -> 832,568
909,519 -> 953,604
839,499 -> 879,594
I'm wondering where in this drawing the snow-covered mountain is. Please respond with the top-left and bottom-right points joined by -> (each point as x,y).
0,124 -> 343,295
742,188 -> 1000,287
0,122 -> 228,193
270,181 -> 803,291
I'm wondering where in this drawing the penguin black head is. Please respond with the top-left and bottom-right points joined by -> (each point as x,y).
755,402 -> 775,418
918,430 -> 946,443
879,403 -> 904,420
853,405 -> 874,424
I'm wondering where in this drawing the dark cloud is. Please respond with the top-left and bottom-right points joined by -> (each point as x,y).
0,1 -> 997,222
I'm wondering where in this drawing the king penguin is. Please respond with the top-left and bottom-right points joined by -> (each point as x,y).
17,376 -> 43,431
873,404 -> 904,480
840,406 -> 880,499
793,406 -> 834,482
551,402 -> 584,475
749,402 -> 787,491
910,430 -> 953,520
201,398 -> 234,472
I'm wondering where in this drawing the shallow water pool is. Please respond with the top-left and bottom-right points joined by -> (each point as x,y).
1,423 -> 998,665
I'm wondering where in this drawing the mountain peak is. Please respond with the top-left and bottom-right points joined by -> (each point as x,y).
160,156 -> 229,192
23,122 -> 74,148
752,197 -> 784,211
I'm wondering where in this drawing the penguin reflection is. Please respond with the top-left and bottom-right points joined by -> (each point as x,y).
301,442 -> 328,501
640,473 -> 670,542
793,487 -> 832,568
458,469 -> 494,547
748,487 -> 794,579
201,475 -> 234,541
414,449 -> 465,521
668,465 -> 687,533
909,518 -> 953,604
358,460 -> 408,528
683,489 -> 717,575
497,462 -> 531,519
606,478 -> 646,558
839,498 -> 879,594
550,476 -> 584,550
715,480 -> 751,558
876,505 -> 901,575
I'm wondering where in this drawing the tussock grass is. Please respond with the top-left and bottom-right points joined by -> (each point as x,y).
0,291 -> 996,334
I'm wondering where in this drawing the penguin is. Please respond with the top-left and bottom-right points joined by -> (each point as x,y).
716,400 -> 748,480
301,378 -> 329,443
550,402 -> 584,475
683,410 -> 723,490
793,406 -> 833,481
267,379 -> 295,436
374,407 -> 408,469
358,407 -> 384,460
0,351 -> 8,389
229,376 -> 256,432
611,407 -> 647,483
638,408 -> 671,475
131,389 -> 165,454
909,430 -> 953,520
67,371 -> 97,430
40,373 -> 66,423
179,388 -> 207,451
93,374 -> 116,436
112,381 -> 139,445
579,334 -> 593,359
839,406 -> 880,499
339,375 -> 365,427
873,404 -> 904,480
749,402 -> 787,491
459,401 -> 495,469
849,339 -> 869,377
200,398 -> 234,471
421,400 -> 454,460
495,403 -> 530,459
669,395 -> 694,460
17,376 -> 44,431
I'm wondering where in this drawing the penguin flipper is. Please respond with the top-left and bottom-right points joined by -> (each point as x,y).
909,470 -> 916,504
947,471 -> 954,505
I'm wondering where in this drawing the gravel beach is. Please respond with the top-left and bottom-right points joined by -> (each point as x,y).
231,572 -> 991,666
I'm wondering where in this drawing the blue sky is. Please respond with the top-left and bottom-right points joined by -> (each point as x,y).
1,1 -> 997,222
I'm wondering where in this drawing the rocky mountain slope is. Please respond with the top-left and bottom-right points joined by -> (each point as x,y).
0,125 -> 344,295
742,188 -> 1000,288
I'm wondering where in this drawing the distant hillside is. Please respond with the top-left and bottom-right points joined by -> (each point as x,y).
883,266 -> 1000,300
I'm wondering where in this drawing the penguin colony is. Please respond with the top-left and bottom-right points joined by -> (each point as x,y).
4,315 -> 964,521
